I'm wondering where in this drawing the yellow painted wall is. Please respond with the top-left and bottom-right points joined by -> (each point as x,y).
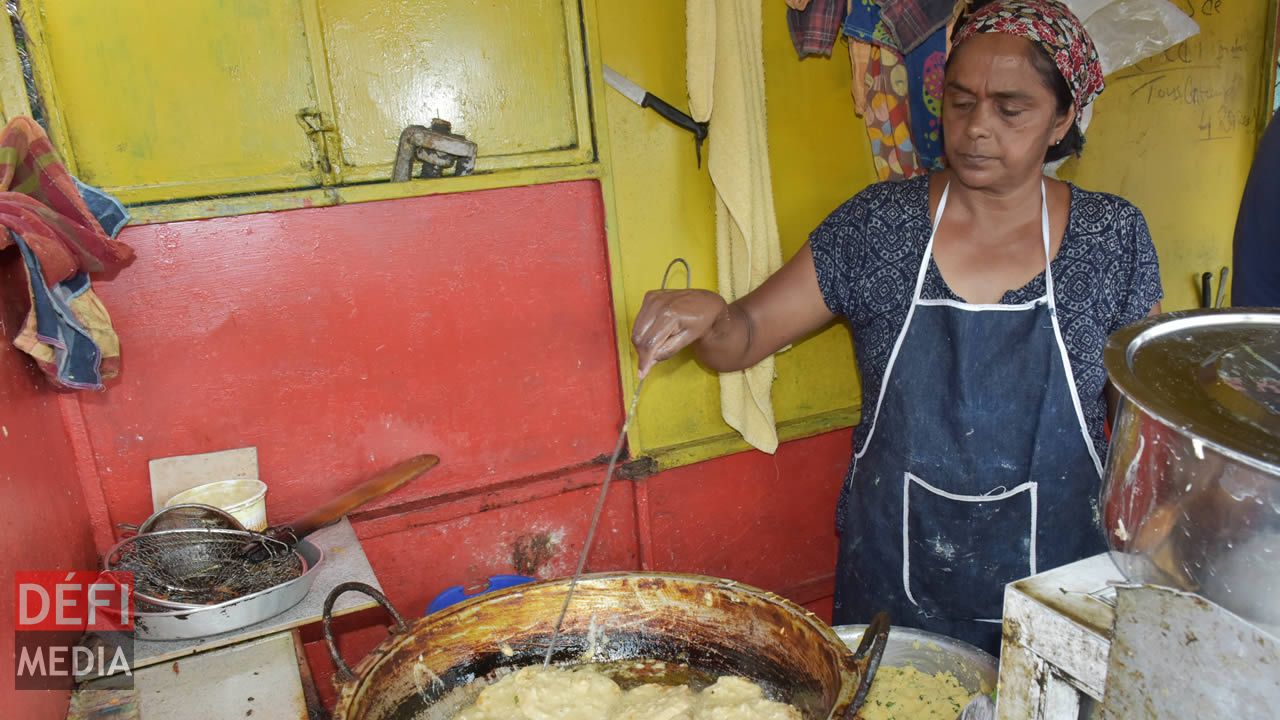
1061,1 -> 1275,310
602,1 -> 1276,465
597,3 -> 876,464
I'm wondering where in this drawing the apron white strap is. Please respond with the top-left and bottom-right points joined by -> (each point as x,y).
1040,180 -> 1057,309
912,183 -> 950,305
854,182 -> 950,462
1040,180 -> 1105,478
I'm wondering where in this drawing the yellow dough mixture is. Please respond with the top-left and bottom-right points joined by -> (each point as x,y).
453,666 -> 802,720
855,665 -> 975,720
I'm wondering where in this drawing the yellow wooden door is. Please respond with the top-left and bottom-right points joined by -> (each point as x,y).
24,0 -> 323,204
313,0 -> 593,184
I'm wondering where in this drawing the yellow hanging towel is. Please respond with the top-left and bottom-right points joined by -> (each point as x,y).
687,0 -> 782,454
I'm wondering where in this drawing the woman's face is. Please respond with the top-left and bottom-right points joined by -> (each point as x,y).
942,33 -> 1073,191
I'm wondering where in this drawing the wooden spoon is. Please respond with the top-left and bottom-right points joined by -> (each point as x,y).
273,454 -> 439,541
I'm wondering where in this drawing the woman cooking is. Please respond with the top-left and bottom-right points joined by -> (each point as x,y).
631,0 -> 1162,654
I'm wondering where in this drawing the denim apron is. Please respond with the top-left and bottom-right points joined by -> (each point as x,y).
832,182 -> 1107,654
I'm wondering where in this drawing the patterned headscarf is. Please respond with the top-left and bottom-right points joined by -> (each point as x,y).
952,0 -> 1104,125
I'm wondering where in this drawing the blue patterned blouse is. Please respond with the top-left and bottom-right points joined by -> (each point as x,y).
809,175 -> 1163,523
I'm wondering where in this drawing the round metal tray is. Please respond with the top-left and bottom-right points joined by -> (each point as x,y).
835,624 -> 998,696
129,538 -> 324,641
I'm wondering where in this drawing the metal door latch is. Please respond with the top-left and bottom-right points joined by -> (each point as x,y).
297,107 -> 337,176
392,120 -> 477,181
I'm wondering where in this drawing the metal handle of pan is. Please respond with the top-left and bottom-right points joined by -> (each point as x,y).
323,581 -> 410,684
844,611 -> 891,718
662,257 -> 691,290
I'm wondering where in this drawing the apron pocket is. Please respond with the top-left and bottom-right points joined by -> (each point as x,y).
902,472 -> 1037,621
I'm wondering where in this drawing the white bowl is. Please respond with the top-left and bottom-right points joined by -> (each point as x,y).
166,479 -> 268,531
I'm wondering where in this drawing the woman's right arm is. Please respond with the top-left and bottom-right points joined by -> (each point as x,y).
631,243 -> 835,377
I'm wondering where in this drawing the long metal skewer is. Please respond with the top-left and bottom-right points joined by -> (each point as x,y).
542,380 -> 644,665
543,258 -> 690,666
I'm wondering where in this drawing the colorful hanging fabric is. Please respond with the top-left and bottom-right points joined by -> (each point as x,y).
847,40 -> 874,115
903,26 -> 947,171
863,45 -> 922,181
880,0 -> 959,54
0,117 -> 133,390
786,0 -> 847,58
842,0 -> 899,49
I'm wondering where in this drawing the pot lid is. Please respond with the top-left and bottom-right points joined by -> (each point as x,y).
1105,308 -> 1280,475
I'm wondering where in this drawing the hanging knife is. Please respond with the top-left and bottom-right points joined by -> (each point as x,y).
603,64 -> 710,167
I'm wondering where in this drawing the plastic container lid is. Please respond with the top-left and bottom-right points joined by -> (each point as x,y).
1105,308 -> 1280,475
426,575 -> 535,615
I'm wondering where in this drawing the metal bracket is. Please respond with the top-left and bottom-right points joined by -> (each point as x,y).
392,119 -> 478,181
296,107 -> 336,176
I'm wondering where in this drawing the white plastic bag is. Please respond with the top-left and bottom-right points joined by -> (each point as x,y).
1045,0 -> 1198,175
1077,0 -> 1201,76
1063,0 -> 1116,24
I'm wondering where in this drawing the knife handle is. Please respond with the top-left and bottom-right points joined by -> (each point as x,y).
642,94 -> 709,143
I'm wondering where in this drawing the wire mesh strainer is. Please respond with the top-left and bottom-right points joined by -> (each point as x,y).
105,528 -> 306,608
139,503 -> 245,533
116,503 -> 244,538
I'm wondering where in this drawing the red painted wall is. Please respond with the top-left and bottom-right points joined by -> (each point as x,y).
80,180 -> 623,534
0,256 -> 98,719
345,428 -> 849,620
644,429 -> 850,605
4,179 -> 850,712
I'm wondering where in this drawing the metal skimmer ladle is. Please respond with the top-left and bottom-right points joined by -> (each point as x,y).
544,257 -> 691,665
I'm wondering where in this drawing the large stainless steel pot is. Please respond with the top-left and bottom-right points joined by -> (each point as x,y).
1103,309 -> 1280,629
322,573 -> 890,720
